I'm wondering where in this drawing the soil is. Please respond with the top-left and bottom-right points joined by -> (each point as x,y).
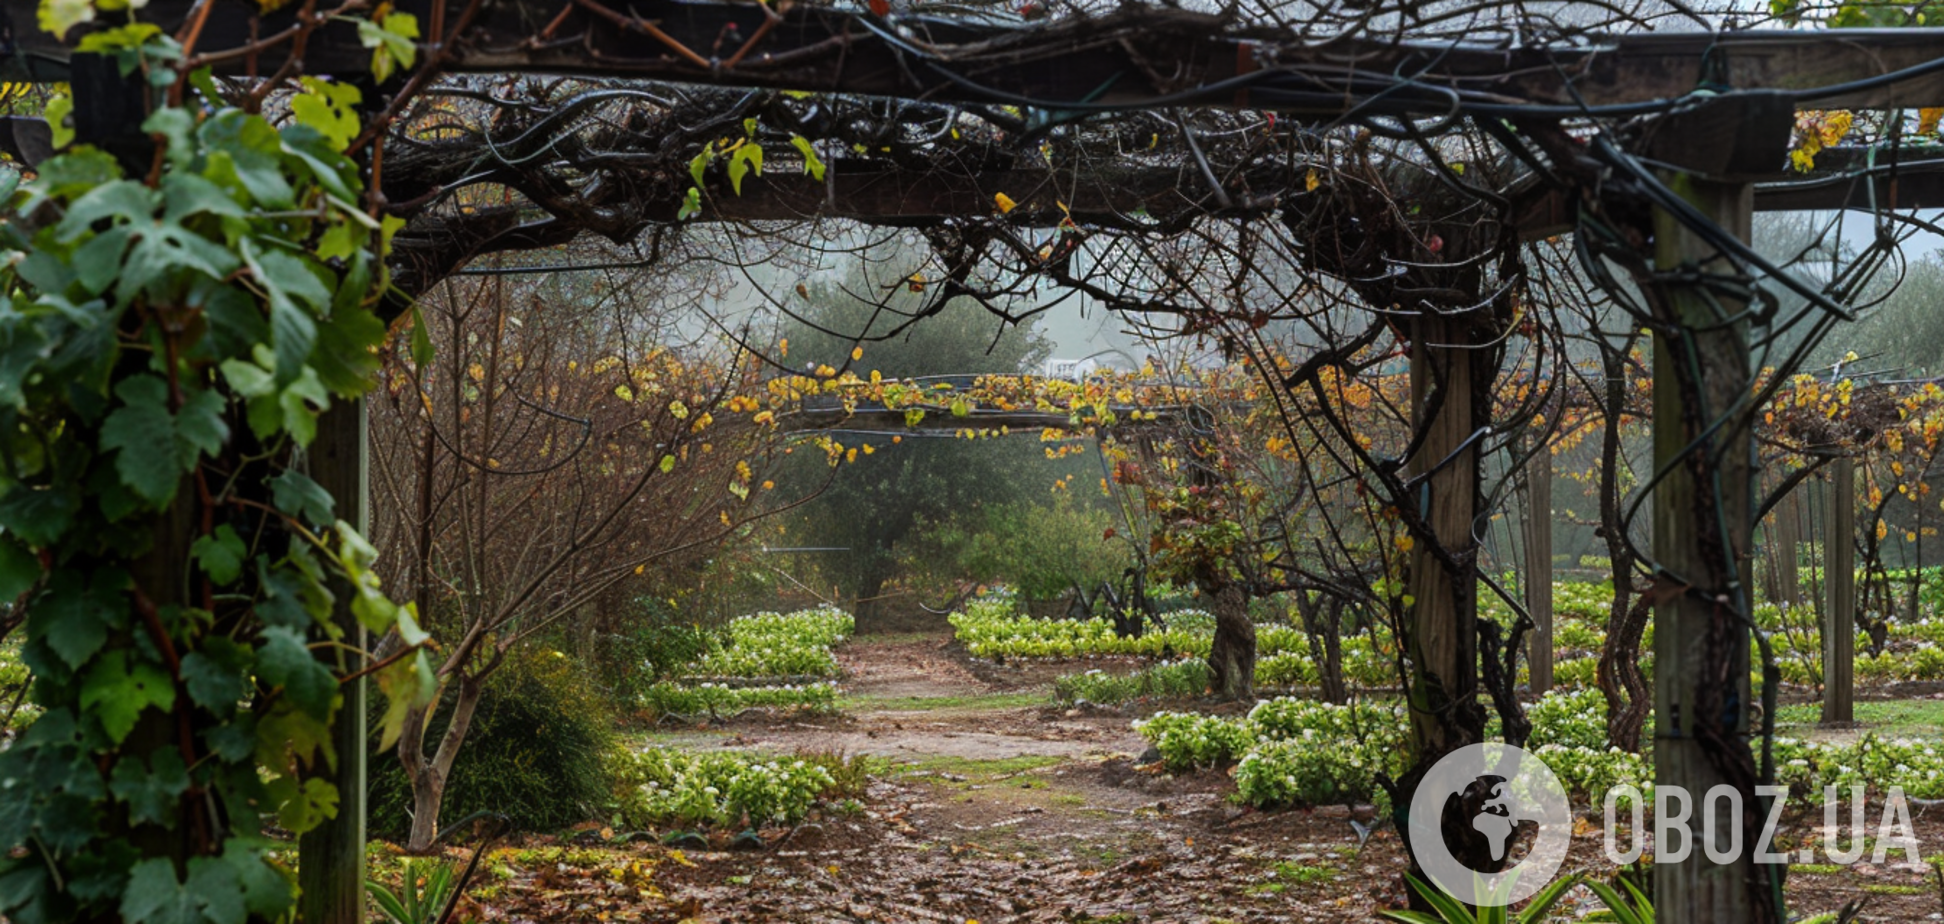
466,632 -> 1944,924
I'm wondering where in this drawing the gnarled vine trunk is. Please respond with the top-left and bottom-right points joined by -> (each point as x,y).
1295,592 -> 1349,704
1206,582 -> 1256,700
1590,344 -> 1652,753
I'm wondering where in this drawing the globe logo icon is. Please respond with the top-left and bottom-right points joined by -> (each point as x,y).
1408,743 -> 1574,907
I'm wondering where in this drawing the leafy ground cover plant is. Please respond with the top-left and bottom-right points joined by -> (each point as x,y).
1053,659 -> 1209,705
613,748 -> 873,829
638,681 -> 839,719
1132,711 -> 1255,771
685,606 -> 853,679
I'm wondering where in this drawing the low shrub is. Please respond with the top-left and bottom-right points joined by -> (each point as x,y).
1774,733 -> 1944,800
948,597 -> 1213,659
1532,744 -> 1654,807
1524,687 -> 1612,751
1053,659 -> 1209,705
638,681 -> 839,719
1133,711 -> 1253,771
686,606 -> 853,679
1236,699 -> 1408,809
369,650 -> 617,839
1248,698 -> 1406,750
614,747 -> 874,828
1235,736 -> 1396,809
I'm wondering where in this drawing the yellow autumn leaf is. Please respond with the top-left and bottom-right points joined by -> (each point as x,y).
1304,168 -> 1319,192
1821,110 -> 1854,148
994,192 -> 1017,213
851,346 -> 864,361
1923,108 -> 1944,136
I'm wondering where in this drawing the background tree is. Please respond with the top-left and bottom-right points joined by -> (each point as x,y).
771,267 -> 1071,626
369,267 -> 788,852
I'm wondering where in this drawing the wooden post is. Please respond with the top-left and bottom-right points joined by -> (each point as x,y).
1774,487 -> 1802,609
299,400 -> 370,924
1823,456 -> 1855,725
1525,445 -> 1554,694
1402,310 -> 1482,760
1649,175 -> 1765,922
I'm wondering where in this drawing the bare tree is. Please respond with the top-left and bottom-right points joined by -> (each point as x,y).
369,267 -> 789,852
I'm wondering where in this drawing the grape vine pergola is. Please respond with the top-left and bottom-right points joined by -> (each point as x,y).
9,1 -> 1944,920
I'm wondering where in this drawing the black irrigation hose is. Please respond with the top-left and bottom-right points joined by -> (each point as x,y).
433,811 -> 514,924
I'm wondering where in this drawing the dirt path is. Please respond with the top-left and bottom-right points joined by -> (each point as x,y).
616,633 -> 1413,922
646,634 -> 1148,765
541,633 -> 1944,924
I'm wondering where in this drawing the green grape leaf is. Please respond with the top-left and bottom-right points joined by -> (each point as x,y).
689,149 -> 710,189
43,93 -> 73,149
277,368 -> 330,447
312,300 -> 386,396
255,700 -> 333,772
109,750 -> 190,827
288,77 -> 362,153
191,525 -> 247,586
199,113 -> 295,209
34,572 -> 118,669
100,376 -> 188,505
373,646 -> 437,751
121,856 -> 248,924
55,180 -> 156,242
269,470 -> 334,527
120,858 -> 202,924
257,558 -> 329,631
220,357 -> 275,398
271,776 -> 338,835
790,135 -> 825,181
357,11 -> 420,85
0,534 -> 41,601
0,482 -> 79,547
186,859 -> 247,924
409,304 -> 435,369
160,173 -> 246,222
179,637 -> 250,713
81,651 -> 177,745
176,388 -> 230,464
254,626 -> 336,719
222,840 -> 294,918
728,143 -> 762,195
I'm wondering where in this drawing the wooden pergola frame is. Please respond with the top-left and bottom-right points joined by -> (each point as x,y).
6,4 -> 1940,920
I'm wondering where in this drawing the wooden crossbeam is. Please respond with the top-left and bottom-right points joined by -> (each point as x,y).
9,0 -> 1944,111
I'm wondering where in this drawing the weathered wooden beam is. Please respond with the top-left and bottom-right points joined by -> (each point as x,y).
1823,455 -> 1855,726
1525,446 -> 1553,694
9,0 -> 1944,111
1650,175 -> 1767,922
1773,487 -> 1802,609
297,401 -> 370,924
